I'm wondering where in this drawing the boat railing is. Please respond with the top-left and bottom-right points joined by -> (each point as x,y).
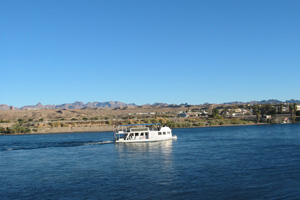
115,123 -> 161,132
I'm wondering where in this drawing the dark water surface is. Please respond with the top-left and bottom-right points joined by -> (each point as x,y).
1,124 -> 300,200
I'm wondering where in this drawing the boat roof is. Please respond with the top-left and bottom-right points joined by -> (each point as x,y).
117,123 -> 161,127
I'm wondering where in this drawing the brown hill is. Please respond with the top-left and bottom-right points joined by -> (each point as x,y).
0,104 -> 15,111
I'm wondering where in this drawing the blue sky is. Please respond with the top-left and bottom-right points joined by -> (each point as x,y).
1,0 -> 300,107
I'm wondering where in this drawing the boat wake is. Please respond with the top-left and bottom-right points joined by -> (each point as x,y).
83,141 -> 115,145
2,140 -> 115,152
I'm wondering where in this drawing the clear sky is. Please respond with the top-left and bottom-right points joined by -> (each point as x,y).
1,0 -> 300,107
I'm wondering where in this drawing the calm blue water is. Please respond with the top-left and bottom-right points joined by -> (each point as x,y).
1,124 -> 300,200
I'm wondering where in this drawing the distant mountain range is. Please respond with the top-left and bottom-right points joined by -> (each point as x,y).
0,99 -> 300,111
224,99 -> 300,105
0,101 -> 136,111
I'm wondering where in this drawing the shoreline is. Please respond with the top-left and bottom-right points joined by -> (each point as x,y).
0,122 -> 284,136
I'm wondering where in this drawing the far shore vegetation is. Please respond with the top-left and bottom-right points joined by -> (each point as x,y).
0,103 -> 300,135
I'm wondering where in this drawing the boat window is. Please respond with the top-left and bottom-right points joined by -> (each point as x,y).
167,132 -> 170,134
163,132 -> 166,135
145,132 -> 148,136
140,133 -> 144,136
158,132 -> 162,135
135,133 -> 139,136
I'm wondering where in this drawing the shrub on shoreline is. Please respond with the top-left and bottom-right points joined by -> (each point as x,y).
0,124 -> 31,134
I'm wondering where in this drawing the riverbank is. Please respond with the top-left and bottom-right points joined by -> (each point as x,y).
0,122 -> 275,135
0,126 -> 115,135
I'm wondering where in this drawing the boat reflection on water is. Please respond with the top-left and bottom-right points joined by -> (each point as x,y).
114,140 -> 176,179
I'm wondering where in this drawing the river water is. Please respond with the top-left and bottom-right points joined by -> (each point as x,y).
1,124 -> 300,199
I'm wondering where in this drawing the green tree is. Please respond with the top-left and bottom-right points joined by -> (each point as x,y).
289,104 -> 294,118
261,104 -> 276,116
293,103 -> 297,115
252,105 -> 261,123
278,103 -> 283,114
212,108 -> 219,118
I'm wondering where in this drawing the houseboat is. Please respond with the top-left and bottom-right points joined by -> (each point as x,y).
114,123 -> 177,143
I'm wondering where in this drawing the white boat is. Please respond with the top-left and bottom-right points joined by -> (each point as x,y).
114,123 -> 177,143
